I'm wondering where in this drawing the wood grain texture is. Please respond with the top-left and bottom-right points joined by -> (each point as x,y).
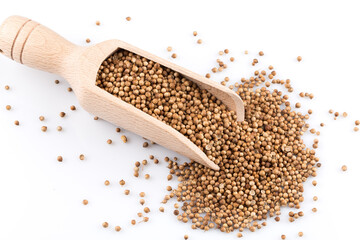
0,15 -> 246,170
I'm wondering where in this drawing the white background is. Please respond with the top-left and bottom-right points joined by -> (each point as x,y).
1,1 -> 360,240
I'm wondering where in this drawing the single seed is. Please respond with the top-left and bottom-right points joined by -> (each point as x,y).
67,87 -> 72,92
60,112 -> 66,117
244,50 -> 248,54
95,21 -> 100,26
297,56 -> 302,62
171,53 -> 177,59
104,180 -> 110,186
107,139 -> 112,144
154,159 -> 159,164
159,207 -> 164,212
312,208 -> 317,212
313,196 -> 318,201
295,102 -> 301,108
55,80 -> 59,84
312,180 -> 317,186
137,212 -> 143,217
94,116 -> 99,120
237,233 -> 243,238
39,116 -> 45,121
197,39 -> 202,44
166,186 -> 172,191
142,160 -> 148,165
320,123 -> 325,127
57,156 -> 63,162
143,217 -> 149,222
86,38 -> 90,43
329,109 -> 334,114
149,155 -> 154,159
140,199 -> 145,205
193,31 -> 197,36
115,226 -> 121,232
121,135 -> 127,143
259,51 -> 264,56
167,175 -> 173,181
205,73 -> 211,78
14,120 -> 19,126
144,207 -> 150,213
230,57 -> 235,62
354,127 -> 359,132
79,154 -> 85,160
308,109 -> 312,114
219,51 -> 224,56
82,199 -> 88,205
167,46 -> 172,52
143,142 -> 149,148
57,126 -> 62,131
5,85 -> 10,90
298,232 -> 303,237
281,234 -> 286,239
144,174 -> 150,179
41,126 -> 47,132
355,120 -> 360,125
124,189 -> 130,195
102,222 -> 108,228
119,179 -> 125,186
139,192 -> 145,197
341,165 -> 347,171
334,112 -> 339,117
6,105 -> 11,110
70,105 -> 76,111
126,17 -> 131,21
131,220 -> 136,225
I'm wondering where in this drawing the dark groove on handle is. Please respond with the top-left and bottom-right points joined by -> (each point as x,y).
10,19 -> 32,60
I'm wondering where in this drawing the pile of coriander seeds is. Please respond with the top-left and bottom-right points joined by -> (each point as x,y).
96,49 -> 319,234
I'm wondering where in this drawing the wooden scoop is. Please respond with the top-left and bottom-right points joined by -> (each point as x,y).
0,15 -> 244,170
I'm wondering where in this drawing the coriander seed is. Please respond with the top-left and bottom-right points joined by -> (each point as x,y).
107,139 -> 112,144
121,135 -> 127,143
104,180 -> 110,186
82,199 -> 88,205
102,222 -> 108,228
57,156 -> 63,162
115,226 -> 121,231
79,154 -> 85,160
341,165 -> 347,171
41,126 -> 47,132
297,56 -> 302,62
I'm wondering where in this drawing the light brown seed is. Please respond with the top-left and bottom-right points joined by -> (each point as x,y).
355,120 -> 360,125
119,179 -> 125,186
167,174 -> 173,181
193,31 -> 197,36
107,139 -> 112,144
197,39 -> 202,44
144,174 -> 150,179
57,126 -> 62,131
354,127 -> 359,132
124,189 -> 130,195
121,135 -> 127,143
297,56 -> 302,62
70,105 -> 76,111
60,112 -> 66,118
5,105 -> 11,110
313,196 -> 318,201
143,142 -> 149,148
86,38 -> 91,43
79,154 -> 85,160
230,57 -> 235,62
139,192 -> 145,197
104,180 -> 110,186
115,226 -> 121,232
341,165 -> 347,171
5,85 -> 10,90
67,87 -> 72,92
259,51 -> 264,56
39,116 -> 45,121
144,207 -> 150,213
96,21 -> 100,26
281,235 -> 286,239
159,207 -> 164,212
41,126 -> 47,132
102,222 -> 108,228
312,208 -> 317,212
14,120 -> 19,126
82,199 -> 88,205
167,46 -> 172,52
312,180 -> 317,186
94,116 -> 99,120
140,199 -> 145,205
184,235 -> 189,240
131,219 -> 136,225
295,102 -> 301,108
171,53 -> 177,59
57,156 -> 63,162
298,232 -> 303,237
55,80 -> 60,84
126,17 -> 131,21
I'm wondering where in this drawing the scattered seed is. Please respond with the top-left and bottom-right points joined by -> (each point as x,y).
126,17 -> 131,21
297,56 -> 302,62
70,105 -> 76,111
197,39 -> 202,44
55,80 -> 59,84
5,105 -> 11,110
115,226 -> 121,232
94,116 -> 99,120
329,109 -> 334,114
14,120 -> 19,126
131,219 -> 136,225
86,38 -> 91,43
5,85 -> 10,90
320,123 -> 324,127
224,49 -> 229,54
140,199 -> 145,205
171,53 -> 177,59
143,142 -> 149,148
167,46 -> 172,52
60,112 -> 66,118
159,207 -> 164,212
295,102 -> 301,108
237,233 -> 243,238
355,120 -> 360,126
341,165 -> 347,171
312,180 -> 317,186
144,174 -> 150,179
107,139 -> 112,144
354,127 -> 359,132
230,57 -> 235,62
193,31 -> 197,36
104,180 -> 110,186
41,126 -> 47,132
144,207 -> 150,213
79,154 -> 85,160
259,51 -> 264,56
139,192 -> 145,197
82,199 -> 88,205
102,222 -> 108,228
281,234 -> 286,239
167,175 -> 173,181
298,232 -> 303,237
137,212 -> 143,217
39,116 -> 45,121
312,208 -> 317,212
313,196 -> 318,201
96,21 -> 100,26
57,126 -> 62,131
124,189 -> 130,195
57,156 -> 63,162
119,179 -> 125,186
121,135 -> 127,143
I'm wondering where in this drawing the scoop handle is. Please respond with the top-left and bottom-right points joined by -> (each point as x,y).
0,15 -> 77,76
